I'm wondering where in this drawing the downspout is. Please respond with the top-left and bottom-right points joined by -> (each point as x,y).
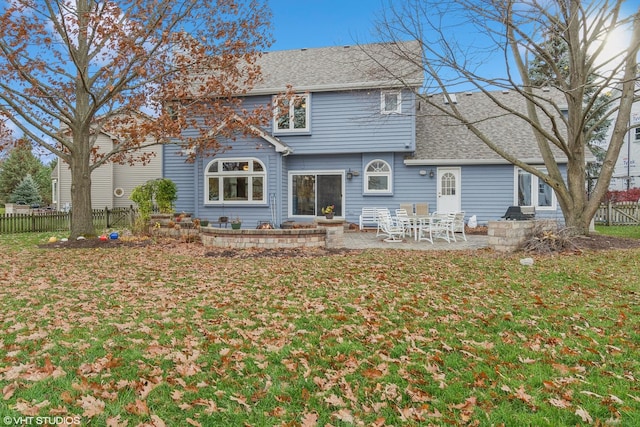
194,151 -> 200,217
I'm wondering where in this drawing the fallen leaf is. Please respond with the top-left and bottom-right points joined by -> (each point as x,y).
575,406 -> 593,424
3,382 -> 18,400
125,399 -> 149,415
332,408 -> 354,423
77,395 -> 105,417
548,398 -> 571,409
300,412 -> 318,427
324,394 -> 346,407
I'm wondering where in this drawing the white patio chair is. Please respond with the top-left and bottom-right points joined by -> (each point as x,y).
429,212 -> 456,243
451,211 -> 467,242
377,210 -> 405,242
395,208 -> 413,237
417,216 -> 435,244
399,203 -> 414,214
375,208 -> 391,237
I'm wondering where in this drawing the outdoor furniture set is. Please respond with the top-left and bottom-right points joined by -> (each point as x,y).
359,205 -> 466,244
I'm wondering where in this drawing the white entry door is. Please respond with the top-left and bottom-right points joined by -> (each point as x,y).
437,167 -> 461,213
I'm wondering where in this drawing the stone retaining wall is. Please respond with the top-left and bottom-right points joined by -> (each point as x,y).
200,227 -> 323,249
488,219 -> 557,252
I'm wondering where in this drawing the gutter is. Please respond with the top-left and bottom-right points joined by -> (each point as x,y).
404,157 -> 571,166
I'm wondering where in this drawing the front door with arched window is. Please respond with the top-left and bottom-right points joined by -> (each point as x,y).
437,167 -> 461,212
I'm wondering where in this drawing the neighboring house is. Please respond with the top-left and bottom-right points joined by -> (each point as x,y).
164,42 -> 571,227
603,81 -> 640,191
52,130 -> 162,211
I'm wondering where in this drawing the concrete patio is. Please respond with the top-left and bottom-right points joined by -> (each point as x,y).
343,229 -> 489,251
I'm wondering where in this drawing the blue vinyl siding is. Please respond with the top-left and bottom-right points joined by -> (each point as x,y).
274,90 -> 416,154
162,143 -> 196,213
163,87 -> 567,228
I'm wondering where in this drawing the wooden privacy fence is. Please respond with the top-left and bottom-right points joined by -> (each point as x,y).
0,206 -> 137,234
594,201 -> 640,226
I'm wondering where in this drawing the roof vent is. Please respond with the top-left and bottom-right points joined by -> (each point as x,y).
443,94 -> 458,104
502,90 -> 510,94
301,48 -> 307,51
465,92 -> 473,96
343,45 -> 351,48
542,87 -> 550,92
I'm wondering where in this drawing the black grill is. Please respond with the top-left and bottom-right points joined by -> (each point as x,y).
501,206 -> 535,220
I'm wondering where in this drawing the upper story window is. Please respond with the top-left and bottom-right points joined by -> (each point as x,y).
273,93 -> 310,134
365,159 -> 392,194
516,167 -> 555,209
205,158 -> 266,204
634,127 -> 640,142
381,91 -> 401,114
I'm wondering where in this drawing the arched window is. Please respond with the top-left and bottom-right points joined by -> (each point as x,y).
205,158 -> 266,204
364,159 -> 392,193
440,172 -> 456,196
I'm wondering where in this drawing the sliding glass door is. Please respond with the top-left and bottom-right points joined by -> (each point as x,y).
290,172 -> 343,217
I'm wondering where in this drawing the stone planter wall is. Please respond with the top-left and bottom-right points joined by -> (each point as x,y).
314,218 -> 345,248
200,220 -> 346,250
488,219 -> 557,252
200,227 -> 326,249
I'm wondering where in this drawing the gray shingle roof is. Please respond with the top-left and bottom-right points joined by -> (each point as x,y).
411,89 -> 582,165
250,40 -> 424,95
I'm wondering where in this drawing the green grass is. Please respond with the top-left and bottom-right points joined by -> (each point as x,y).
596,224 -> 640,238
0,233 -> 638,425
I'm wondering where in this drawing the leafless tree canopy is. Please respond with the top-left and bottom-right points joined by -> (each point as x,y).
370,0 -> 640,234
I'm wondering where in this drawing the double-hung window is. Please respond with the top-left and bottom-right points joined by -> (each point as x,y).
273,93 -> 310,133
381,91 -> 401,114
516,167 -> 555,209
205,158 -> 266,204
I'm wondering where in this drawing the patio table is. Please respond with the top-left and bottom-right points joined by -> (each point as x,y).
406,215 -> 432,241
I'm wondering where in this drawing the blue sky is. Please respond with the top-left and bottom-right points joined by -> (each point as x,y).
268,0 -> 384,51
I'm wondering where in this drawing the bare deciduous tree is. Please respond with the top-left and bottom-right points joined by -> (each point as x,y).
0,0 -> 271,238
372,0 -> 640,235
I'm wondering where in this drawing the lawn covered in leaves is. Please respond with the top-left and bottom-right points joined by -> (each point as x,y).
0,233 -> 638,426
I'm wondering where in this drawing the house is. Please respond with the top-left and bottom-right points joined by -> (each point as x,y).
604,83 -> 640,191
407,88 -> 573,224
164,42 -> 569,227
52,128 -> 162,211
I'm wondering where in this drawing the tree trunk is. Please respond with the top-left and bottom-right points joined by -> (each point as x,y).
561,206 -> 591,236
69,136 -> 96,239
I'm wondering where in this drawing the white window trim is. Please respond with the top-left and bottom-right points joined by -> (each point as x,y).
514,167 -> 556,210
381,90 -> 402,114
287,170 -> 345,219
204,158 -> 266,205
364,159 -> 393,194
272,93 -> 311,134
